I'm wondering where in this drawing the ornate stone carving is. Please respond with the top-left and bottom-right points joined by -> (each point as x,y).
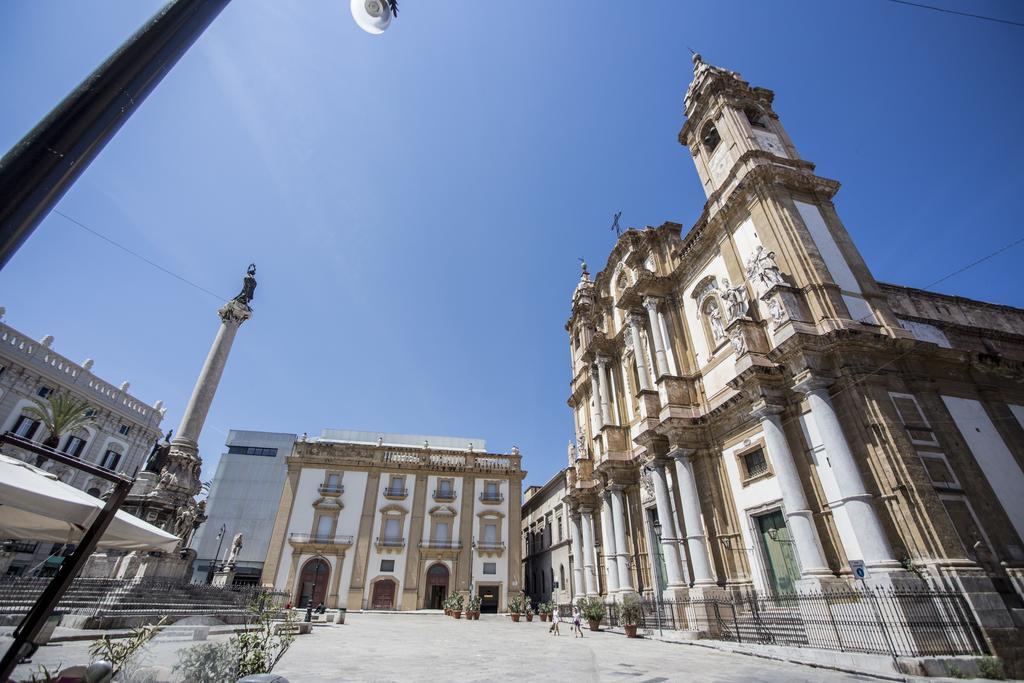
745,246 -> 785,295
729,327 -> 747,355
706,299 -> 726,342
721,278 -> 749,322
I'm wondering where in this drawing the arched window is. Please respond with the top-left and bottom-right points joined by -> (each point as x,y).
701,121 -> 721,153
744,107 -> 767,129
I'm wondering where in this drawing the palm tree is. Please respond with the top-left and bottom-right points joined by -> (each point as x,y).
23,392 -> 96,465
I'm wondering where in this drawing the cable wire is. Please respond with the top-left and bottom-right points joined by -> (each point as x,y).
54,210 -> 227,302
885,0 -> 1024,28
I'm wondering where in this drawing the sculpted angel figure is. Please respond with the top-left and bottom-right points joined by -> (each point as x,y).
746,246 -> 785,293
720,278 -> 749,322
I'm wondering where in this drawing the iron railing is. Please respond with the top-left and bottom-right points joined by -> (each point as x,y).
288,533 -> 354,545
376,537 -> 405,548
562,588 -> 988,658
479,492 -> 503,503
383,487 -> 408,498
475,540 -> 505,551
433,489 -> 456,501
418,540 -> 462,550
318,483 -> 344,494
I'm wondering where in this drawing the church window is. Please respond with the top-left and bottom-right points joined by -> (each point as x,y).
37,386 -> 53,398
100,449 -> 121,471
739,447 -> 769,481
744,107 -> 767,129
62,435 -> 87,458
701,121 -> 721,153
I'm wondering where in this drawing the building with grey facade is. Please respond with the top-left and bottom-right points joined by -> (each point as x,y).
190,430 -> 296,584
522,467 -> 574,608
0,311 -> 165,576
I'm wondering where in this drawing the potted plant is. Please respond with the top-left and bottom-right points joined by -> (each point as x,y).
537,601 -> 548,622
467,595 -> 481,620
452,593 -> 464,619
508,594 -> 524,622
579,597 -> 605,631
525,599 -> 534,622
619,594 -> 644,638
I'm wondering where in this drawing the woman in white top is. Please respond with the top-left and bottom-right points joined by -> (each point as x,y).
549,606 -> 561,636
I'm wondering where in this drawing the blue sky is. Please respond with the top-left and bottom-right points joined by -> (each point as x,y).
1,1 -> 1022,488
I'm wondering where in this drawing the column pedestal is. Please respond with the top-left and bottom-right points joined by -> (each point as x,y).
211,565 -> 236,587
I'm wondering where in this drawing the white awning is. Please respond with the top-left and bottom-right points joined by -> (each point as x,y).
0,454 -> 180,553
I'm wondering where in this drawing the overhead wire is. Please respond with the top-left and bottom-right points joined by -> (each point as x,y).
884,0 -> 1024,28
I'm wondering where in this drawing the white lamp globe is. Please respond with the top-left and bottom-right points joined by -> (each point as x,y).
351,0 -> 392,34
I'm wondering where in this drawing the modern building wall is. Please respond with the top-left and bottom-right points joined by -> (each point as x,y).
261,430 -> 525,612
190,429 -> 296,584
522,468 -> 573,608
0,313 -> 165,576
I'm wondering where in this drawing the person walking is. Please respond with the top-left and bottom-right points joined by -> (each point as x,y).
572,605 -> 583,638
548,606 -> 561,636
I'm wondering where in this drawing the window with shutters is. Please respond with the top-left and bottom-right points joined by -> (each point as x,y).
889,393 -> 939,445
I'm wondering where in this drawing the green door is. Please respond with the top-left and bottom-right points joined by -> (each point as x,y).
756,510 -> 801,594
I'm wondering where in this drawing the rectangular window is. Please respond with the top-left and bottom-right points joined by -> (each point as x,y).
118,424 -> 131,436
483,562 -> 496,575
740,447 -> 769,480
485,481 -> 498,495
63,436 -> 87,458
890,393 -> 938,445
435,521 -> 450,542
316,516 -> 333,540
384,518 -> 401,540
100,450 -> 120,471
557,517 -> 563,542
12,416 -> 40,439
438,479 -> 452,494
37,386 -> 53,398
380,559 -> 395,572
227,445 -> 278,457
484,523 -> 498,542
919,452 -> 959,488
940,495 -> 993,563
387,475 -> 406,495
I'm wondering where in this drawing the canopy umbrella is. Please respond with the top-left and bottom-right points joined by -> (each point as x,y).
0,454 -> 179,553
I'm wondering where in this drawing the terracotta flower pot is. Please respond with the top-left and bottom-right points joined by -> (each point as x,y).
588,619 -> 600,631
474,612 -> 480,620
454,610 -> 462,619
510,613 -> 520,622
526,613 -> 533,622
624,624 -> 638,638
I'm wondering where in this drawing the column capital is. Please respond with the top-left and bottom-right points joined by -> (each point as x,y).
642,295 -> 662,311
627,311 -> 647,328
607,483 -> 627,493
595,354 -> 613,367
791,370 -> 834,396
218,300 -> 252,326
668,447 -> 698,463
750,399 -> 785,421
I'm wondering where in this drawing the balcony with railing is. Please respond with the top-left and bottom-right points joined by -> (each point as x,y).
375,536 -> 406,553
383,487 -> 408,500
433,488 -> 456,502
418,540 -> 462,550
474,540 -> 505,557
318,483 -> 344,496
479,491 -> 504,504
287,533 -> 354,550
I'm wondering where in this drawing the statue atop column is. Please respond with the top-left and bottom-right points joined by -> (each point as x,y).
232,263 -> 257,307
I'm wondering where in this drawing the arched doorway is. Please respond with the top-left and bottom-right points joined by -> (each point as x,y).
371,578 -> 397,609
295,558 -> 329,608
425,563 -> 449,609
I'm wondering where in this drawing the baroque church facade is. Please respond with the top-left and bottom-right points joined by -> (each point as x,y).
563,55 -> 1024,656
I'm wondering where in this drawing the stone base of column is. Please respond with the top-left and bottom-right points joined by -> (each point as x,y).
680,584 -> 728,636
795,574 -> 848,594
211,566 -> 236,587
860,567 -> 925,591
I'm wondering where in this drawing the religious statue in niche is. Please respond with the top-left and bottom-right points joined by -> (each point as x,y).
706,299 -> 726,342
720,278 -> 749,322
576,432 -> 589,460
746,246 -> 785,295
232,263 -> 257,307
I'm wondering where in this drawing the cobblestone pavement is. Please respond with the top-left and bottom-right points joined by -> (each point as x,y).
274,613 -> 880,682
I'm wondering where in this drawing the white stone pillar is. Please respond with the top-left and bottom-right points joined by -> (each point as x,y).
580,507 -> 599,597
569,513 -> 586,601
671,450 -> 715,585
595,357 -> 613,426
599,493 -> 620,600
609,486 -> 635,592
650,463 -> 686,588
793,375 -> 898,569
751,402 -> 832,577
657,310 -> 678,375
174,301 -> 251,449
589,367 -> 604,434
627,313 -> 653,392
643,296 -> 670,378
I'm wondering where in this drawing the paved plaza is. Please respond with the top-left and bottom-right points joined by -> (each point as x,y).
5,612 -> 944,681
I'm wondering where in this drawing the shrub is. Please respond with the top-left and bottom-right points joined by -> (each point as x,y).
619,594 -> 644,627
578,597 -> 605,623
978,657 -> 1005,680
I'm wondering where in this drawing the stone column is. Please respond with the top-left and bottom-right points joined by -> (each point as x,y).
589,368 -> 604,433
793,374 -> 898,571
580,507 -> 599,597
609,486 -> 635,593
595,357 -> 613,426
643,297 -> 670,378
627,313 -> 652,392
599,492 -> 620,600
670,450 -> 715,585
649,462 -> 686,588
569,513 -> 586,601
751,401 -> 833,579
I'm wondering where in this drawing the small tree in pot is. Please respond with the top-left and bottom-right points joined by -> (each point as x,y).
452,593 -> 464,619
525,599 -> 534,622
579,597 -> 605,631
467,594 -> 481,620
508,594 -> 524,622
619,594 -> 644,638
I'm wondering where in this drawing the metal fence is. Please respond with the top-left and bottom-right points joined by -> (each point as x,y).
562,587 -> 988,658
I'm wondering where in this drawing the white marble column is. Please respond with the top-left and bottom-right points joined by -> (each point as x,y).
569,513 -> 586,601
627,313 -> 653,392
643,296 -> 670,378
580,507 -> 599,597
589,367 -> 604,434
670,449 -> 715,585
609,486 -> 635,592
649,462 -> 686,588
174,301 -> 251,450
657,309 -> 678,375
595,357 -> 613,426
751,402 -> 832,577
599,493 -> 620,599
793,375 -> 897,569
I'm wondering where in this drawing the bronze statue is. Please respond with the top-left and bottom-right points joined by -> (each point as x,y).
143,429 -> 173,474
232,263 -> 257,306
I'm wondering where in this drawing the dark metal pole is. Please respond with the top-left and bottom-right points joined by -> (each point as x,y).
0,434 -> 136,682
206,523 -> 226,584
0,0 -> 232,270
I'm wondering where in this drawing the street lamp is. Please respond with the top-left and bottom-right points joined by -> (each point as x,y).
0,0 -> 399,270
206,523 -> 227,584
304,553 -> 326,622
